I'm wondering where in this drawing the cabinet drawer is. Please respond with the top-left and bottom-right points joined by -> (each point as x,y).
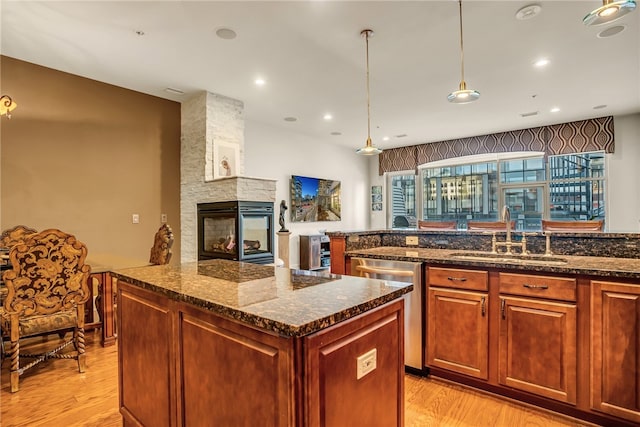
427,267 -> 488,291
499,273 -> 576,302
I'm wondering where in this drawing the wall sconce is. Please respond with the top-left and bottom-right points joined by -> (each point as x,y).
0,95 -> 17,119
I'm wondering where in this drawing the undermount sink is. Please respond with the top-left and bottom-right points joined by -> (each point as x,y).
450,252 -> 568,266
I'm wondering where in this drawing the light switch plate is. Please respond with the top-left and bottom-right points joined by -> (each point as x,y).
406,236 -> 418,245
356,348 -> 377,380
132,214 -> 140,224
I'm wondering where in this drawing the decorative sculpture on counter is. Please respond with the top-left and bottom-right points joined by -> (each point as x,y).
279,200 -> 289,232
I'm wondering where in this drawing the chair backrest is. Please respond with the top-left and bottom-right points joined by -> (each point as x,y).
542,219 -> 604,232
0,225 -> 37,250
2,229 -> 91,317
417,220 -> 457,230
149,224 -> 174,265
467,221 -> 516,231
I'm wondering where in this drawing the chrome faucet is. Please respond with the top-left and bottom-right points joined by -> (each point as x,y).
501,205 -> 511,244
491,205 -> 528,255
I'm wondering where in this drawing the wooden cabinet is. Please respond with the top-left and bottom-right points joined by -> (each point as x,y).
427,287 -> 489,379
329,236 -> 346,274
305,301 -> 404,427
300,234 -> 330,271
498,272 -> 577,404
498,296 -> 577,404
118,281 -> 405,427
427,267 -> 489,379
591,280 -> 640,423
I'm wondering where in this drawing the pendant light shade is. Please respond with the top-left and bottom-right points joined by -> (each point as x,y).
583,0 -> 636,26
356,29 -> 382,156
448,0 -> 480,104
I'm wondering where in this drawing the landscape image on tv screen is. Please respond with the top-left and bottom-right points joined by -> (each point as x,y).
290,175 -> 341,222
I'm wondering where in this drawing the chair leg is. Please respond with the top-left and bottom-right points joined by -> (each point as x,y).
9,338 -> 19,393
75,327 -> 86,373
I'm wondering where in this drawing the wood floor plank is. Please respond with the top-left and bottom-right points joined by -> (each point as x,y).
2,331 -> 593,426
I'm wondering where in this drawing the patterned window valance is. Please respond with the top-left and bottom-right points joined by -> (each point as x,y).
379,116 -> 614,175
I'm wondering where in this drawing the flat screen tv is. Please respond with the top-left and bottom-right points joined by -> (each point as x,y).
290,175 -> 341,222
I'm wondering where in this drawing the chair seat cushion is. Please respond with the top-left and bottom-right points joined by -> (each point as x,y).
0,308 -> 77,337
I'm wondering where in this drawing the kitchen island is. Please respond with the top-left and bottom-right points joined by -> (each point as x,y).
111,259 -> 412,427
331,237 -> 640,427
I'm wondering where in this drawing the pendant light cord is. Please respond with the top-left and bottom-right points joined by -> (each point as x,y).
458,0 -> 465,85
365,30 -> 372,144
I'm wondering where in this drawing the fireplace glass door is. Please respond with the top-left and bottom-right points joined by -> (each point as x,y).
198,201 -> 274,264
202,213 -> 238,259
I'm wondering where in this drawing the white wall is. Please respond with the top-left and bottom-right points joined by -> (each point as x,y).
608,113 -> 640,232
245,120 -> 373,268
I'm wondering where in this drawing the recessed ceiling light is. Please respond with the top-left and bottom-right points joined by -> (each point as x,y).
135,30 -> 145,36
597,25 -> 626,38
593,104 -> 608,109
515,4 -> 542,20
550,107 -> 560,113
534,58 -> 550,67
330,131 -> 342,136
283,117 -> 297,122
255,78 -> 266,86
323,113 -> 333,121
215,28 -> 237,40
382,136 -> 390,141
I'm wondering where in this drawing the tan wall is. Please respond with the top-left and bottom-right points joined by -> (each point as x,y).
0,56 -> 181,264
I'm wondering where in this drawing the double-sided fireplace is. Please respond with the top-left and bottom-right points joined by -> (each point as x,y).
197,201 -> 274,264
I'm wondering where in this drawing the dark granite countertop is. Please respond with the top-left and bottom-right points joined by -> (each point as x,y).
328,229 -> 640,239
346,247 -> 640,279
112,259 -> 412,338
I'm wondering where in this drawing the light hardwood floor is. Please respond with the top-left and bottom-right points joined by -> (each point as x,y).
1,331 -> 593,427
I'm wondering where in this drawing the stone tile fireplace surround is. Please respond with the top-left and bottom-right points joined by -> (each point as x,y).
181,91 -> 276,263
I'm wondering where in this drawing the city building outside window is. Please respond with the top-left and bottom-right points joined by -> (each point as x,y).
387,151 -> 606,230
389,174 -> 416,228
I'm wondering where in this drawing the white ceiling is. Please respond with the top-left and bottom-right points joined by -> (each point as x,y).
1,1 -> 639,151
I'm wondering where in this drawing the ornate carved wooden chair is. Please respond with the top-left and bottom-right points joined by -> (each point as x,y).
0,225 -> 38,357
0,229 -> 91,392
149,223 -> 174,265
0,225 -> 38,250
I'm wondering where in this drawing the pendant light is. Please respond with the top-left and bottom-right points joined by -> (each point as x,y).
356,29 -> 382,156
447,0 -> 480,104
583,0 -> 636,26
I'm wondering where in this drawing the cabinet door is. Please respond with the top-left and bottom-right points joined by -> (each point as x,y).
591,280 -> 640,423
499,296 -> 577,404
427,287 -> 488,379
305,300 -> 404,427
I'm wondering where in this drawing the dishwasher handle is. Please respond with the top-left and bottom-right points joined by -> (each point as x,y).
355,265 -> 416,278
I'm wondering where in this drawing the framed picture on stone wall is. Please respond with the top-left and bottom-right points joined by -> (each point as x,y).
214,141 -> 239,179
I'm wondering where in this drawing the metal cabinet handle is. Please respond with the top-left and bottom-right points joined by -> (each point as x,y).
481,296 -> 486,317
523,283 -> 549,290
501,299 -> 506,319
447,276 -> 467,282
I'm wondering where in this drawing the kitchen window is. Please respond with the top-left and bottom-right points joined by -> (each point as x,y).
387,151 -> 606,230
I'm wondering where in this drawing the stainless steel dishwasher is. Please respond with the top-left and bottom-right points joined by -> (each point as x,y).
350,257 -> 423,371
